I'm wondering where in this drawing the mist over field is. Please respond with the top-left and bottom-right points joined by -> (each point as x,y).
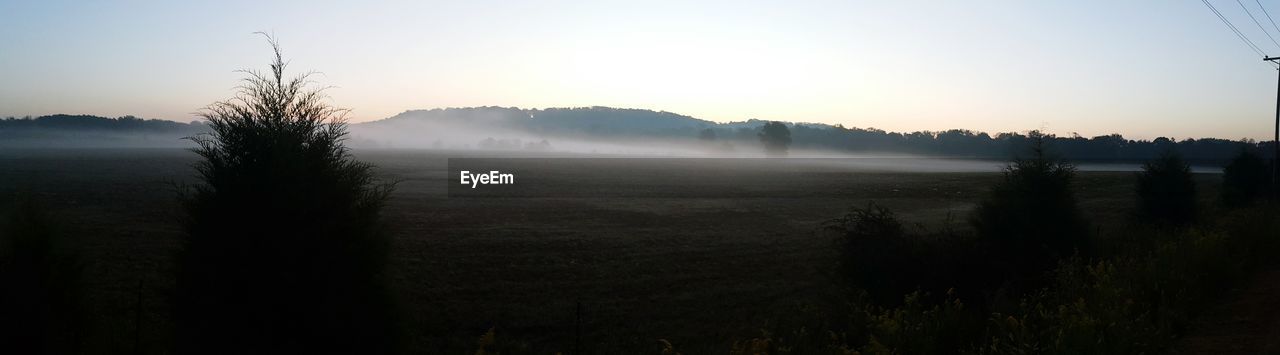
347,106 -> 772,156
5,0 -> 1280,351
6,109 -> 1267,174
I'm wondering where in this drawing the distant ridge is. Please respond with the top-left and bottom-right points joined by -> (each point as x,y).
0,114 -> 205,148
3,109 -> 1273,163
353,106 -> 1272,162
368,106 -> 719,136
1,114 -> 201,132
367,106 -> 834,135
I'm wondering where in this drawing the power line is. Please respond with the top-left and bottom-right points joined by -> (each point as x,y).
1198,0 -> 1269,66
1236,0 -> 1280,49
1254,0 -> 1280,35
1203,0 -> 1268,57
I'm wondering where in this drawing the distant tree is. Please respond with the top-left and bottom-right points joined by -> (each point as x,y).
758,121 -> 791,156
970,132 -> 1089,288
1222,149 -> 1271,207
0,197 -> 83,354
698,127 -> 717,141
1135,151 -> 1197,224
480,137 -> 497,149
174,35 -> 398,354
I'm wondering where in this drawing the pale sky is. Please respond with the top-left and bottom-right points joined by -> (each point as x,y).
2,0 -> 1279,140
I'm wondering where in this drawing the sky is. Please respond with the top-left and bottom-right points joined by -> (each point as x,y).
2,0 -> 1280,140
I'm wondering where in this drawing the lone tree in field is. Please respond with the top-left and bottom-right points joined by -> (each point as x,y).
1135,150 -> 1196,225
175,35 -> 397,354
758,121 -> 791,156
971,132 -> 1089,289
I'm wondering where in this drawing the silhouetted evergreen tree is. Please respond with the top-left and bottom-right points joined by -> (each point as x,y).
174,35 -> 398,355
970,132 -> 1089,289
1221,149 -> 1272,207
1135,151 -> 1197,225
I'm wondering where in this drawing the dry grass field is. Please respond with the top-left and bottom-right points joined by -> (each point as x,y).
0,148 -> 1224,353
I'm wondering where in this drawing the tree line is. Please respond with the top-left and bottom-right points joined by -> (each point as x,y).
1,114 -> 204,133
5,105 -> 1275,164
781,124 -> 1273,162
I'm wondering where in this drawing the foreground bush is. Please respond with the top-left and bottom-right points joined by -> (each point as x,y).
1221,149 -> 1272,207
669,205 -> 1278,355
980,207 -> 1278,354
677,144 -> 1278,354
0,197 -> 83,354
174,36 -> 398,354
826,204 -> 914,304
826,204 -> 980,306
1135,151 -> 1197,225
970,134 -> 1090,290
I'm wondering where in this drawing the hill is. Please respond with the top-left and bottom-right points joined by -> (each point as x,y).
0,115 -> 206,148
3,109 -> 1273,163
352,106 -> 1272,162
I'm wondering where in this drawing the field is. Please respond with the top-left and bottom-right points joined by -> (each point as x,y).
0,148 -> 1225,353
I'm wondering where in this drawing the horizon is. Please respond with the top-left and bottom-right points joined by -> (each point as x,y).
4,2 -> 1280,353
11,107 -> 1277,146
8,107 -> 1274,143
4,1 -> 1280,141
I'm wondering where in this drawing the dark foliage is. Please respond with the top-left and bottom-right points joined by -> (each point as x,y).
827,203 -> 911,304
826,204 -> 981,307
786,125 -> 1270,162
370,107 -> 1271,161
757,121 -> 791,156
697,127 -> 716,141
970,133 -> 1090,289
1222,149 -> 1273,207
8,107 -> 1271,162
0,114 -> 201,132
0,115 -> 207,148
174,35 -> 398,354
0,197 -> 83,354
1135,151 -> 1197,225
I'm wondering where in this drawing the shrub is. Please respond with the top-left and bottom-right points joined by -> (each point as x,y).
970,133 -> 1089,290
978,221 -> 1271,355
174,35 -> 398,354
858,291 -> 973,355
825,203 -> 923,305
0,197 -> 83,354
699,291 -> 974,355
826,204 -> 986,308
827,205 -> 905,282
1221,149 -> 1271,207
1135,150 -> 1197,225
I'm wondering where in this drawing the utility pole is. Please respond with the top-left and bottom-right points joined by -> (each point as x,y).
1266,56 -> 1280,199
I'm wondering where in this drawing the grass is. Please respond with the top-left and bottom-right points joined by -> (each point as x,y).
0,148 -> 1225,353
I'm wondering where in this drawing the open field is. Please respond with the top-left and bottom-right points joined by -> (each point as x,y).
0,148 -> 1227,353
